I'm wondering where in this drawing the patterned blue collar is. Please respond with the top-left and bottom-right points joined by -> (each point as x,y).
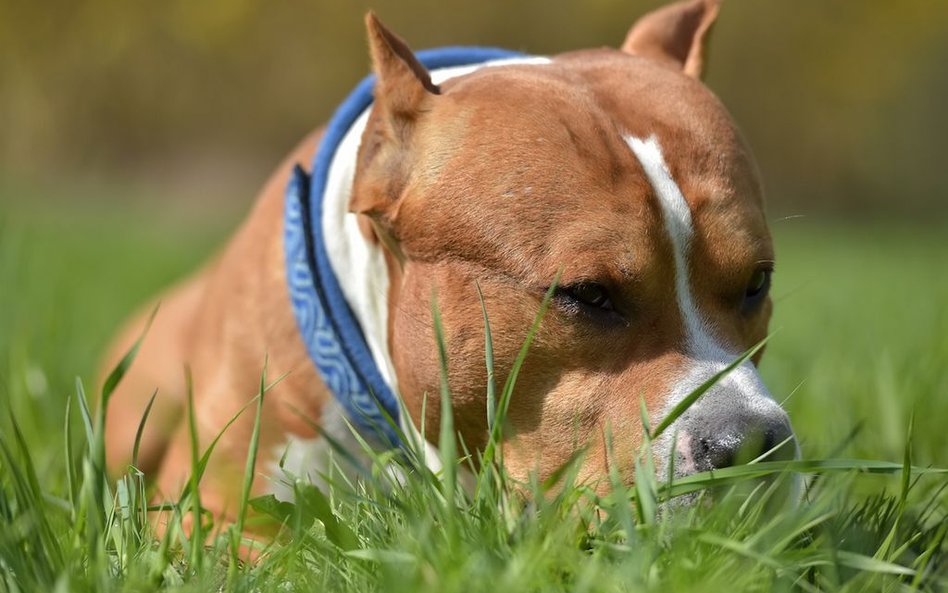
283,47 -> 526,447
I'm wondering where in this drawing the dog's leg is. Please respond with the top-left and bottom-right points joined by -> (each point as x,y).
102,274 -> 207,477
102,128 -> 326,517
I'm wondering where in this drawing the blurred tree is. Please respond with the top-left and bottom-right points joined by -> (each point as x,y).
1,0 -> 946,218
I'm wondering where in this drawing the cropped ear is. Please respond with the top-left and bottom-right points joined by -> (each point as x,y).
620,0 -> 720,79
350,13 -> 439,221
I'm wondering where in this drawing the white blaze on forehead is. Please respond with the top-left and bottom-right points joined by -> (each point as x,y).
624,133 -> 763,363
624,135 -> 717,360
623,135 -> 782,459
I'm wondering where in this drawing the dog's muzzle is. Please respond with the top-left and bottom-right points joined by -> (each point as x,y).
677,395 -> 796,473
656,359 -> 799,480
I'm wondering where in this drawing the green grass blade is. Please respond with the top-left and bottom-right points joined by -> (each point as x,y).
181,402 -> 257,498
475,283 -> 497,433
430,292 -> 457,513
1,411 -> 64,574
601,425 -> 638,540
696,532 -> 784,569
75,378 -> 95,452
100,305 -> 159,411
899,409 -> 914,512
482,273 -> 560,471
634,402 -> 658,527
910,520 -> 947,589
183,366 -> 204,570
230,359 -> 268,573
835,550 -> 915,576
659,458 -> 948,500
63,393 -> 76,517
131,388 -> 159,471
540,447 -> 588,493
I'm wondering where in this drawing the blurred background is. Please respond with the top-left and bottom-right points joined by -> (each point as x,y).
2,0 -> 948,219
1,0 -> 946,468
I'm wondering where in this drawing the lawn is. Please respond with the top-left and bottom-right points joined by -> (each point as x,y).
1,188 -> 946,592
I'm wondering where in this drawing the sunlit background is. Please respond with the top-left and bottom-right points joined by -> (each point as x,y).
3,0 -> 948,218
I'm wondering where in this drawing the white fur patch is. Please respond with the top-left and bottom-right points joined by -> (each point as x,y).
268,398 -> 358,501
624,136 -> 713,359
623,135 -> 791,474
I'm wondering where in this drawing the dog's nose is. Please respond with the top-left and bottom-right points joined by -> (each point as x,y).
685,402 -> 796,472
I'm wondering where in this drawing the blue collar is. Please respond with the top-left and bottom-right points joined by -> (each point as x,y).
284,47 -> 525,447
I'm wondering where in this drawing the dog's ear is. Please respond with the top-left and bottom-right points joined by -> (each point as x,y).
620,0 -> 720,79
350,13 -> 438,225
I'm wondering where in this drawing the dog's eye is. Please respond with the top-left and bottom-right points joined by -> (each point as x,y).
560,282 -> 614,311
743,267 -> 772,311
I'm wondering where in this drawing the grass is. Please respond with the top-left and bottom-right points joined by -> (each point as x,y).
1,190 -> 947,592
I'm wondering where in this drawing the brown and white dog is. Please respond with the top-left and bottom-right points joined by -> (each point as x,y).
102,0 -> 797,523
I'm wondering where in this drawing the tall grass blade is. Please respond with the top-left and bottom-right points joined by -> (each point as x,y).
1,411 -> 64,573
75,378 -> 95,453
482,274 -> 560,471
430,293 -> 457,513
63,394 -> 76,516
230,359 -> 268,573
183,366 -> 204,570
899,409 -> 914,511
634,400 -> 658,527
74,380 -> 109,555
475,283 -> 497,433
602,425 -> 638,540
835,550 -> 915,576
131,388 -> 159,471
100,305 -> 159,410
659,458 -> 947,500
873,409 -> 917,568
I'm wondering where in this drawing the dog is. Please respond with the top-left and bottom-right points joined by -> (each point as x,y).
102,0 -> 797,524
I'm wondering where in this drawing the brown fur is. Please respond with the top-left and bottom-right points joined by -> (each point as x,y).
102,0 -> 772,521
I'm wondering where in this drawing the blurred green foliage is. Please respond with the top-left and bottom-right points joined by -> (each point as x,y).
1,0 -> 947,218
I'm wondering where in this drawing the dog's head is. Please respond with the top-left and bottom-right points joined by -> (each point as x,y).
351,0 -> 796,490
